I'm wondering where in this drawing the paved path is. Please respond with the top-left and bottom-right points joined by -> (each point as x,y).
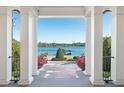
29,61 -> 92,87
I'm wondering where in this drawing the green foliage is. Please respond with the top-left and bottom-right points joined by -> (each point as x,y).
103,71 -> 111,78
51,48 -> 66,61
38,42 -> 85,47
61,48 -> 66,55
12,39 -> 20,78
38,42 -> 48,47
41,52 -> 48,56
56,48 -> 64,59
73,56 -> 79,60
103,37 -> 111,76
12,39 -> 20,57
103,37 -> 111,57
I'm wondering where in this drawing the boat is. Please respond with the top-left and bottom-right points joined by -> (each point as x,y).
65,50 -> 72,55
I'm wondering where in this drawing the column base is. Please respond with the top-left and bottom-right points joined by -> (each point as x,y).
83,70 -> 91,76
113,80 -> 124,85
90,77 -> 104,86
0,79 -> 10,85
18,77 -> 33,86
32,70 -> 40,76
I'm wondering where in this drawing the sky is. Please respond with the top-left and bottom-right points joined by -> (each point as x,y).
37,18 -> 86,43
103,12 -> 112,37
13,11 -> 112,43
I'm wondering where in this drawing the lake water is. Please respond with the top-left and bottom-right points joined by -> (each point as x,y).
38,46 -> 85,56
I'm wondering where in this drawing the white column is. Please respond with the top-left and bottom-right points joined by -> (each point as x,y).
32,15 -> 39,75
0,7 -> 12,85
84,13 -> 91,75
111,6 -> 124,85
89,6 -> 104,85
18,7 -> 33,85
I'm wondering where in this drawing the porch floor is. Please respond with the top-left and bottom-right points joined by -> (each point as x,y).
6,61 -> 116,87
30,61 -> 92,87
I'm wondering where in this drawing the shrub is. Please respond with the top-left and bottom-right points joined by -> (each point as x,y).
73,56 -> 79,60
38,54 -> 48,69
51,48 -> 67,61
56,48 -> 64,59
61,48 -> 66,55
41,52 -> 48,56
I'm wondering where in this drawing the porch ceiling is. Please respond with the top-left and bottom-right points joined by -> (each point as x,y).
33,6 -> 88,17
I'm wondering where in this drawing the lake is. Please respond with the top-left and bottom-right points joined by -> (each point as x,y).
38,46 -> 85,56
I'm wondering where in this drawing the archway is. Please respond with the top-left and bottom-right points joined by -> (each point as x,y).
10,9 -> 21,82
102,10 -> 113,83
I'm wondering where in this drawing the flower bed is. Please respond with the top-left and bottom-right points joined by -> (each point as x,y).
76,56 -> 85,71
38,55 -> 48,69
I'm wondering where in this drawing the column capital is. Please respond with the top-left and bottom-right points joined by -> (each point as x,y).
91,6 -> 103,17
20,6 -> 31,15
116,6 -> 124,15
85,15 -> 91,21
20,6 -> 38,18
32,14 -> 38,21
85,13 -> 91,18
0,7 -> 12,18
112,7 -> 124,19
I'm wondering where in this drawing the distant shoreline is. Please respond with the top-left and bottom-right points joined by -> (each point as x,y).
38,46 -> 84,47
38,42 -> 85,47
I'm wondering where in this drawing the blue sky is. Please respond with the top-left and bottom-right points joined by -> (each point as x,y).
103,12 -> 112,37
37,18 -> 86,43
13,11 -> 112,43
12,11 -> 20,41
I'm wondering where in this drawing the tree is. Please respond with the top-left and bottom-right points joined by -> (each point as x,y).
103,37 -> 111,57
56,48 -> 64,59
12,39 -> 20,77
12,39 -> 20,57
103,37 -> 111,73
61,48 -> 66,55
51,48 -> 66,61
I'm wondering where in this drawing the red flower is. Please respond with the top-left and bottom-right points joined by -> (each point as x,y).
38,55 -> 48,65
76,56 -> 85,65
